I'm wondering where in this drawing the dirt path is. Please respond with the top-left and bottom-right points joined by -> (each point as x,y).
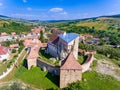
96,59 -> 120,81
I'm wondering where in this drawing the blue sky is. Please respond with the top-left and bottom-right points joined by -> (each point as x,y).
0,0 -> 120,20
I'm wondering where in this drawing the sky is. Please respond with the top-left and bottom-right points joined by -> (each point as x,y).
0,0 -> 120,20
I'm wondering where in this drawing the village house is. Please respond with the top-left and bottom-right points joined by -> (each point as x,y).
79,35 -> 85,41
83,34 -> 93,39
0,46 -> 10,61
1,32 -> 8,36
11,32 -> 16,36
0,35 -> 12,42
11,32 -> 18,39
46,29 -> 79,60
10,44 -> 19,50
31,26 -> 45,35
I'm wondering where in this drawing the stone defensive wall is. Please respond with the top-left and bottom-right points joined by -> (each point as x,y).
37,54 -> 94,75
37,58 -> 60,76
81,54 -> 94,73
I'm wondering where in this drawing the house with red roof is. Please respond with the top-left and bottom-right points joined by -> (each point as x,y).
1,32 -> 8,36
11,32 -> 16,36
10,44 -> 19,50
23,38 -> 41,48
0,46 -> 9,61
31,26 -> 45,35
84,34 -> 93,39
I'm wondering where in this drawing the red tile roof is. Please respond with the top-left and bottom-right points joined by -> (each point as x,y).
11,32 -> 16,36
84,34 -> 93,37
27,47 -> 39,59
60,52 -> 82,70
31,27 -> 44,34
0,46 -> 9,55
25,39 -> 42,60
23,39 -> 41,47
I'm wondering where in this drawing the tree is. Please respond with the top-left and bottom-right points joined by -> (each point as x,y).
12,49 -> 16,53
39,31 -> 44,42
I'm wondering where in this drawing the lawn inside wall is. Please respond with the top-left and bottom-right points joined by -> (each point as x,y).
39,49 -> 60,66
14,66 -> 59,89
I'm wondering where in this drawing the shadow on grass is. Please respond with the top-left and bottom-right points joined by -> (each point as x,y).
80,55 -> 88,64
39,49 -> 52,59
45,72 -> 59,89
22,59 -> 28,68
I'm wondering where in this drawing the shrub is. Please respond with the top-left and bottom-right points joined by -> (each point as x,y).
2,59 -> 7,62
12,49 -> 16,53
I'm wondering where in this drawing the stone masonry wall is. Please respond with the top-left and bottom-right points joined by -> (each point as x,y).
27,58 -> 37,70
37,58 -> 60,75
60,69 -> 82,88
81,54 -> 94,73
73,36 -> 79,60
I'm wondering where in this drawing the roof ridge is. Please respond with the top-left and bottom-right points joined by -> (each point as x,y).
60,52 -> 82,70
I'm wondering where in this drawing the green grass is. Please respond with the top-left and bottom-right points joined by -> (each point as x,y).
0,57 -> 16,74
39,49 -> 60,66
0,62 -> 7,74
94,53 -> 120,66
78,55 -> 84,64
82,71 -> 120,90
14,66 -> 59,89
94,54 -> 108,60
78,55 -> 87,64
76,21 -> 109,30
65,71 -> 120,90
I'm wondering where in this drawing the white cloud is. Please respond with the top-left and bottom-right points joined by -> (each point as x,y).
49,7 -> 63,12
27,7 -> 32,11
23,0 -> 27,3
0,3 -> 3,6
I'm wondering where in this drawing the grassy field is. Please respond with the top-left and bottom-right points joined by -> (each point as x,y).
0,20 -> 9,27
94,53 -> 120,66
76,21 -> 109,30
0,62 -> 7,75
14,66 -> 59,89
81,71 -> 120,90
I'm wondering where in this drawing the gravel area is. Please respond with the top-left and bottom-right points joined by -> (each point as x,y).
96,60 -> 120,81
